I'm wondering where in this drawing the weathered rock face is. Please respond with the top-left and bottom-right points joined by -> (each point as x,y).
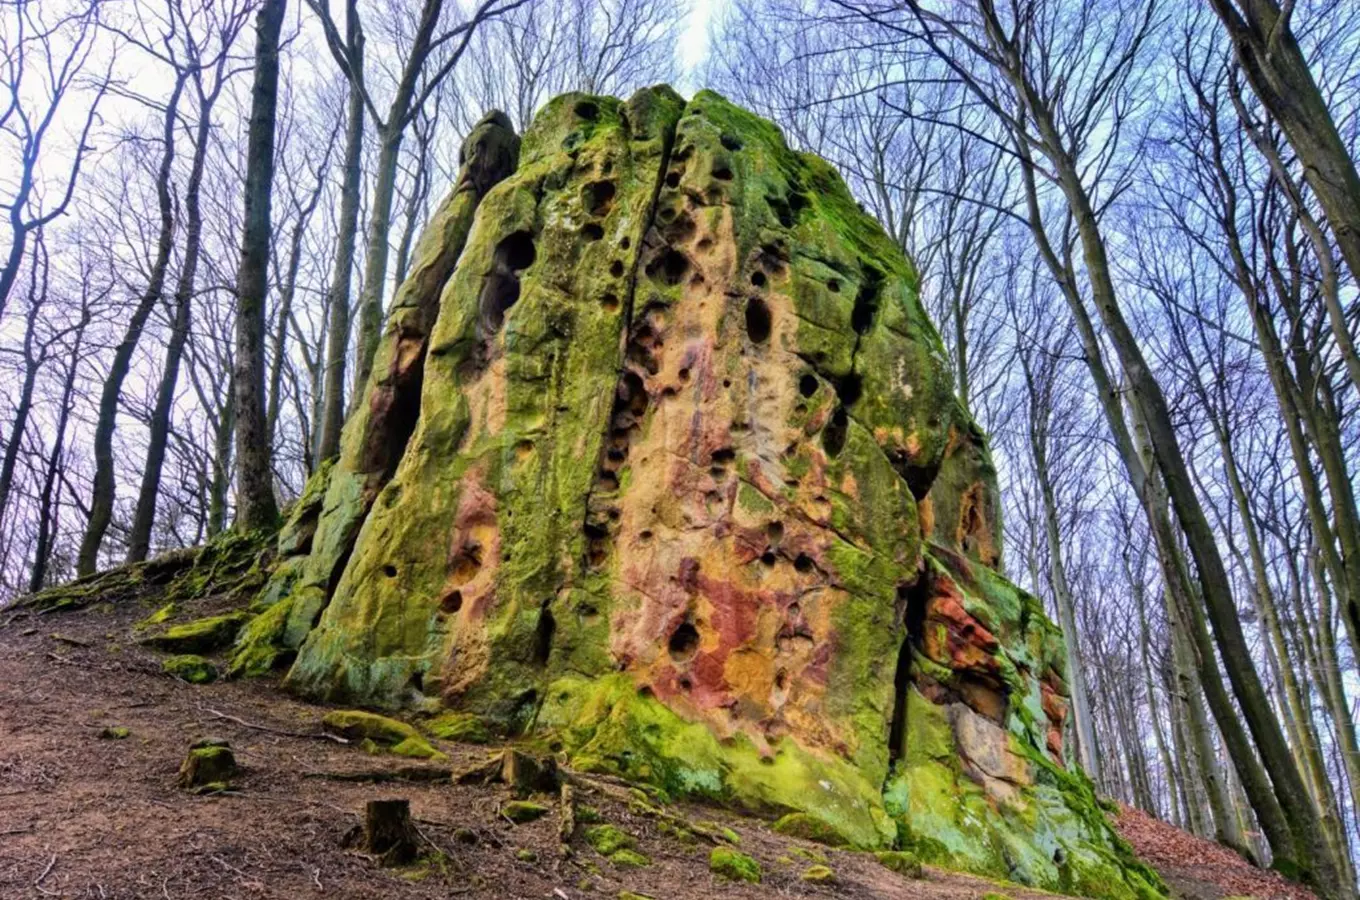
246,88 -> 1158,898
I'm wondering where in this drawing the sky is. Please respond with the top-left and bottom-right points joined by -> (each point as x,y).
680,0 -> 722,81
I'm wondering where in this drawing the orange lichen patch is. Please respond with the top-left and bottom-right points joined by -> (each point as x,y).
918,496 -> 936,542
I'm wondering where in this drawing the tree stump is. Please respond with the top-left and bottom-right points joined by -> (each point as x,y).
361,799 -> 419,866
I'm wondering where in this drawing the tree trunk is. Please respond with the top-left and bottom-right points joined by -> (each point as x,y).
351,130 -> 403,400
1206,0 -> 1360,297
317,76 -> 365,460
127,97 -> 215,563
232,0 -> 285,531
77,75 -> 187,575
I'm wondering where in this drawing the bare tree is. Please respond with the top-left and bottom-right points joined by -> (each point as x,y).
233,0 -> 286,530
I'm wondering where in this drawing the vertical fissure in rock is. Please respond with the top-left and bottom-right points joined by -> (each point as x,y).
888,571 -> 931,764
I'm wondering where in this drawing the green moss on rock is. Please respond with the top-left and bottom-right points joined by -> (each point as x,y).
772,812 -> 850,847
801,864 -> 835,883
141,611 -> 249,654
709,847 -> 761,883
875,850 -> 923,878
162,654 -> 217,684
504,801 -> 550,824
422,711 -> 491,744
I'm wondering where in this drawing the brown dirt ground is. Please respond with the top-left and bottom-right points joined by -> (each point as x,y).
0,592 -> 1308,900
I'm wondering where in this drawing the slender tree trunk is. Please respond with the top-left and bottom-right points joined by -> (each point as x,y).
232,0 -> 285,531
127,98 -> 216,562
78,75 -> 187,575
351,130 -> 403,399
0,288 -> 44,528
1206,0 -> 1360,294
209,380 -> 236,538
317,75 -> 365,460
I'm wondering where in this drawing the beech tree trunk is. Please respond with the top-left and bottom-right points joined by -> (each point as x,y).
1206,0 -> 1360,298
232,0 -> 285,531
77,74 -> 188,575
128,94 -> 216,563
317,74 -> 365,460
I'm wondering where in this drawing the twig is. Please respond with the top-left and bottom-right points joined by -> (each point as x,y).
0,825 -> 32,835
50,633 -> 91,647
310,867 -> 322,891
200,706 -> 349,744
34,852 -> 57,895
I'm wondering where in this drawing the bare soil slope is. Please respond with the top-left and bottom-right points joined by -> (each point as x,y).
0,594 -> 1310,900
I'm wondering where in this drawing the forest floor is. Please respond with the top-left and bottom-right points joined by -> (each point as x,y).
0,593 -> 1315,900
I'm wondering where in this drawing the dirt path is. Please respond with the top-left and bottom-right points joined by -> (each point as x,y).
0,595 -> 1308,899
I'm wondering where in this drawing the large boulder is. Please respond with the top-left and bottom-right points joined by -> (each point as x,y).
240,87 -> 1157,898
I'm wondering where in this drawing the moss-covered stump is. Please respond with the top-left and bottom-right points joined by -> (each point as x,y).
177,740 -> 237,792
56,88 -> 1163,900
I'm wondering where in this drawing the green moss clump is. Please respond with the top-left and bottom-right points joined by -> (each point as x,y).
609,849 -> 650,868
99,726 -> 130,740
709,847 -> 761,883
162,654 -> 217,684
141,611 -> 249,654
772,812 -> 850,847
136,603 -> 176,629
576,805 -> 604,825
227,597 -> 294,678
981,893 -> 1013,900
875,851 -> 923,878
585,825 -> 636,857
422,711 -> 491,744
801,864 -> 835,883
322,709 -> 420,744
504,801 -> 550,824
389,736 -> 445,760
515,848 -> 538,862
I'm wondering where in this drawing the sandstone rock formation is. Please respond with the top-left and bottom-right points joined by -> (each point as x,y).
241,87 -> 1157,897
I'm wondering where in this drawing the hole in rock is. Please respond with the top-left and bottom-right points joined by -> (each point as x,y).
601,292 -> 620,313
828,278 -> 840,293
582,222 -> 604,241
534,603 -> 555,665
712,164 -> 733,181
833,372 -> 862,406
478,231 -> 536,335
766,521 -> 784,545
574,100 -> 599,120
852,265 -> 883,335
760,551 -> 777,567
383,564 -> 398,578
823,406 -> 848,457
794,554 -> 814,573
798,373 -> 818,397
679,677 -> 693,692
647,248 -> 690,286
721,134 -> 744,151
711,447 -> 735,466
583,180 -> 616,216
745,296 -> 772,343
775,669 -> 789,691
621,236 -> 631,249
610,260 -> 625,278
665,170 -> 682,189
750,270 -> 767,288
668,622 -> 700,662
441,590 -> 463,613
767,194 -> 794,228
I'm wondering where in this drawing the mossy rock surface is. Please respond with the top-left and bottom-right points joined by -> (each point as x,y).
321,710 -> 445,760
162,655 -> 217,684
503,801 -> 550,824
86,86 -> 1162,898
584,824 -> 636,857
709,847 -> 761,883
177,744 -> 236,791
875,850 -> 923,878
772,812 -> 850,847
142,612 -> 250,654
422,711 -> 491,744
